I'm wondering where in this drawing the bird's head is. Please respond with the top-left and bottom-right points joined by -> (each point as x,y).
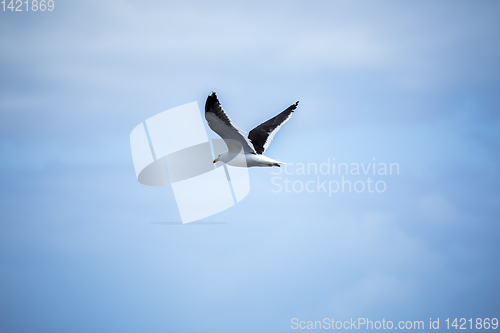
213,154 -> 221,163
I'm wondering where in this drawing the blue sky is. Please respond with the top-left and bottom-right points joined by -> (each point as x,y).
1,1 -> 499,332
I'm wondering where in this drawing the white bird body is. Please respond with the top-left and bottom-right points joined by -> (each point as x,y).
217,151 -> 283,167
205,92 -> 298,168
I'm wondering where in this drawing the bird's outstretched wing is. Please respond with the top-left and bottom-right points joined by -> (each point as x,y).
248,101 -> 298,154
205,92 -> 256,154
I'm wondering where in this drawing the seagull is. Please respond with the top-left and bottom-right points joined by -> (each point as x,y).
205,92 -> 299,167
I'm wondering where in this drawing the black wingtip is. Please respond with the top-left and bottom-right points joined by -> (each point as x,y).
206,91 -> 218,112
207,91 -> 218,101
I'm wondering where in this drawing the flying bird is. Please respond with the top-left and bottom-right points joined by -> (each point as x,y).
205,92 -> 299,167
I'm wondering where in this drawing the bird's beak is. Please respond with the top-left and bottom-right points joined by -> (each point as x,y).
213,158 -> 218,163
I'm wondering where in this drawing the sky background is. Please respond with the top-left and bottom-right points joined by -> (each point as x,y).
1,1 -> 499,332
